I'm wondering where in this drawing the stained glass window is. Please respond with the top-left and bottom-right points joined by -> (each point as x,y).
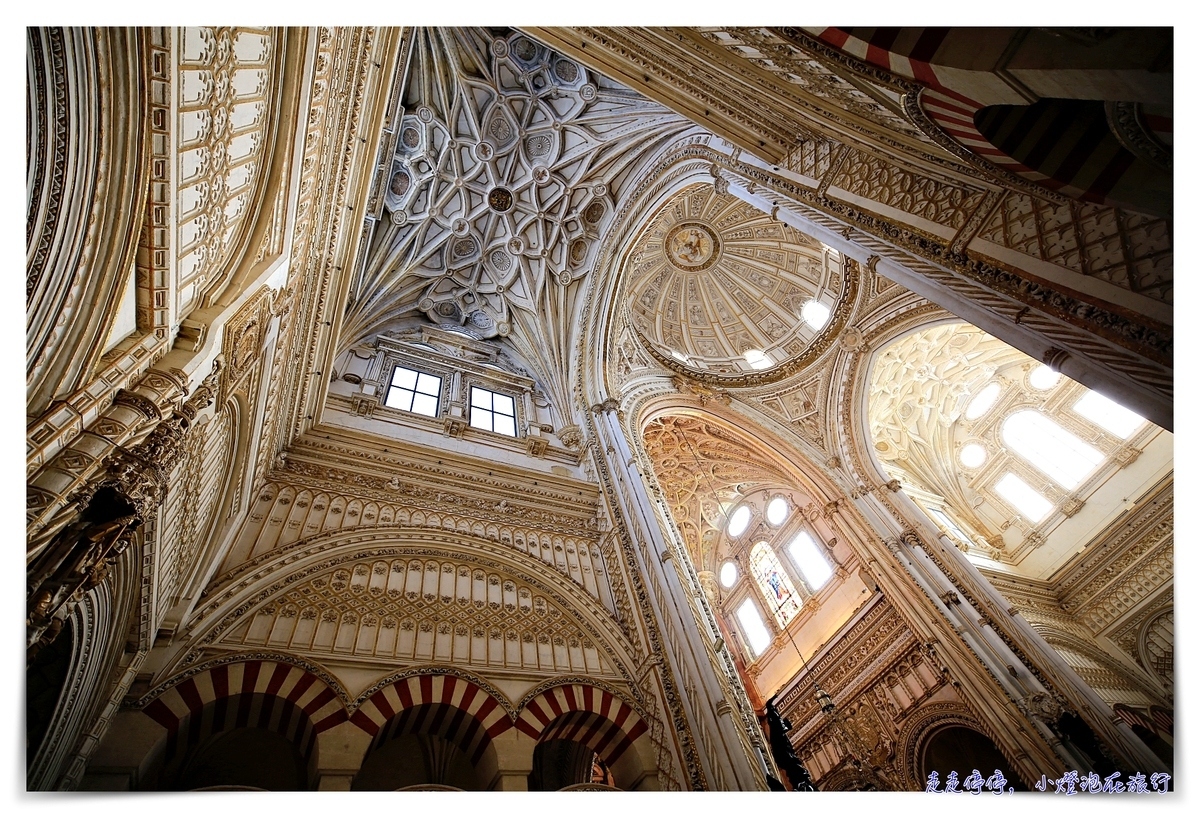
750,541 -> 801,627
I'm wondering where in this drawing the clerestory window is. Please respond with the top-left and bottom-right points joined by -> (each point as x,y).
1001,410 -> 1103,489
736,598 -> 772,657
469,386 -> 517,436
786,530 -> 833,591
1072,390 -> 1145,439
384,366 -> 442,417
994,472 -> 1053,523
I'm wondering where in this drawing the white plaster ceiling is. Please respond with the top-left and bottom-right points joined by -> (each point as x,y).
626,184 -> 845,376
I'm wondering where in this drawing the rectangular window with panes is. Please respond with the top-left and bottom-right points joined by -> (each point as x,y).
384,366 -> 442,417
469,386 -> 517,436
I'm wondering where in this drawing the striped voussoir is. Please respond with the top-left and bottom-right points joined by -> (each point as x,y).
814,27 -> 1122,205
350,674 -> 513,766
140,660 -> 348,762
1149,706 -> 1173,736
516,684 -> 647,766
1113,702 -> 1156,734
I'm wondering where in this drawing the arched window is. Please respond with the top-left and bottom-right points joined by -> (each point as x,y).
786,531 -> 833,591
750,541 -> 801,626
1002,410 -> 1103,489
994,472 -> 1053,522
735,599 -> 772,657
1072,390 -> 1145,439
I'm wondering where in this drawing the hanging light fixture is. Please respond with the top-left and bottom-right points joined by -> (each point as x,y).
816,685 -> 835,715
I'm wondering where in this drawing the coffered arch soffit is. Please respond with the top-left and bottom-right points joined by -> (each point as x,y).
168,527 -> 645,686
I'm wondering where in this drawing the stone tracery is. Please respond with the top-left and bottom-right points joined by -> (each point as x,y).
344,28 -> 688,348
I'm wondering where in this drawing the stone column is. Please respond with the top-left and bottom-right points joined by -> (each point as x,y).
314,721 -> 372,791
588,400 -> 768,790
487,729 -> 536,791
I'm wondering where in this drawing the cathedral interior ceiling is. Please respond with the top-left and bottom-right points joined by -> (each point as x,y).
642,414 -> 791,573
342,27 -> 691,364
24,26 -> 1177,791
867,321 -> 1172,580
627,183 -> 847,378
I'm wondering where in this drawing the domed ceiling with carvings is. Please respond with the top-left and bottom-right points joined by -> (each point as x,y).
626,184 -> 850,380
343,28 -> 690,352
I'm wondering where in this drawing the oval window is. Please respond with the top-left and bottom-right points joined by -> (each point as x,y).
727,506 -> 751,537
965,383 -> 1002,420
801,300 -> 831,330
959,443 -> 987,468
766,497 -> 789,526
1029,365 -> 1060,390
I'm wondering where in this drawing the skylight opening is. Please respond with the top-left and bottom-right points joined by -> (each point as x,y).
1029,365 -> 1061,390
994,472 -> 1053,523
1002,410 -> 1103,489
801,300 -> 831,330
965,382 -> 1002,420
736,599 -> 772,657
1073,390 -> 1146,439
743,349 -> 772,370
719,560 -> 738,588
727,505 -> 751,537
766,496 -> 789,526
787,531 -> 832,591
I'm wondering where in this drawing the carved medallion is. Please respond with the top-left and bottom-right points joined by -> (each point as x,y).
488,187 -> 514,213
664,222 -> 721,271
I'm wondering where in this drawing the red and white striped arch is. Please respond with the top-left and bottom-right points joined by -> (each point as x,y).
141,660 -> 349,764
350,673 -> 513,766
142,659 -> 349,735
517,684 -> 648,766
809,27 -> 1092,202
